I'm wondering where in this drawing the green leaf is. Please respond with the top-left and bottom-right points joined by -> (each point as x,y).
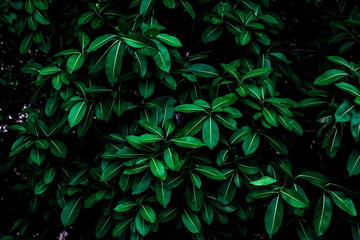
329,190 -> 356,216
45,95 -> 59,117
27,15 -> 37,31
212,93 -> 238,109
133,52 -> 147,78
242,131 -> 260,156
122,34 -> 147,48
9,136 -> 31,157
265,195 -> 283,238
280,189 -> 308,208
68,101 -> 87,127
30,147 -> 45,166
298,98 -> 327,108
314,69 -> 348,86
172,136 -> 205,148
296,220 -> 315,240
78,32 -> 90,49
217,173 -> 236,205
49,139 -> 67,159
140,0 -> 155,17
150,158 -> 167,180
296,171 -> 329,188
95,216 -> 113,239
263,107 -> 278,127
201,202 -> 214,225
242,68 -> 272,80
40,66 -> 62,75
163,0 -> 176,8
190,172 -> 202,188
238,30 -> 251,46
66,53 -> 85,73
139,79 -> 155,99
140,205 -> 156,223
182,209 -> 201,233
351,223 -> 360,240
174,104 -> 206,113
189,64 -> 219,78
335,100 -> 355,122
34,180 -> 48,194
155,180 -> 171,207
347,148 -> 360,176
313,194 -> 332,236
202,25 -> 223,43
33,0 -> 48,10
327,56 -> 352,69
335,82 -> 360,97
180,0 -> 195,19
61,197 -> 82,227
250,176 -> 278,186
25,0 -> 35,13
135,212 -> 151,236
351,112 -> 360,142
264,135 -> 288,155
106,41 -> 125,85
34,10 -> 50,25
164,148 -> 180,171
88,34 -> 117,52
156,33 -> 182,47
158,206 -> 178,222
220,63 -> 241,80
101,161 -> 122,182
152,39 -> 171,73
186,183 -> 205,213
78,12 -> 94,25
44,167 -> 56,184
230,126 -> 251,144
114,200 -> 137,212
194,165 -> 226,180
202,117 -> 219,149
112,218 -> 133,237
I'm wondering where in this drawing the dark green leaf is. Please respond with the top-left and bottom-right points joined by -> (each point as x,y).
140,205 -> 156,223
189,64 -> 219,78
49,139 -> 67,159
202,25 -> 223,43
186,184 -> 204,212
106,41 -> 125,85
194,165 -> 226,180
156,33 -> 182,47
68,101 -> 87,127
182,209 -> 201,233
313,194 -> 332,236
347,148 -> 360,176
242,131 -> 260,155
61,197 -> 82,227
329,191 -> 357,216
265,195 -> 283,238
95,216 -> 113,239
314,69 -> 348,86
280,189 -> 308,208
66,53 -> 84,73
202,117 -> 219,149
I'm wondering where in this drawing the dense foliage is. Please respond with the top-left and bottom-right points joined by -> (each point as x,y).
1,0 -> 360,239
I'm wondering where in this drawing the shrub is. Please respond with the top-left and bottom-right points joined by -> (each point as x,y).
1,0 -> 360,239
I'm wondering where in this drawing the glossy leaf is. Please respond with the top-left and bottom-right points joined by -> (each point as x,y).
68,101 -> 87,127
202,117 -> 219,149
61,197 -> 82,227
313,194 -> 332,236
329,191 -> 357,216
105,41 -> 125,85
265,195 -> 283,238
314,69 -> 348,86
182,209 -> 201,233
